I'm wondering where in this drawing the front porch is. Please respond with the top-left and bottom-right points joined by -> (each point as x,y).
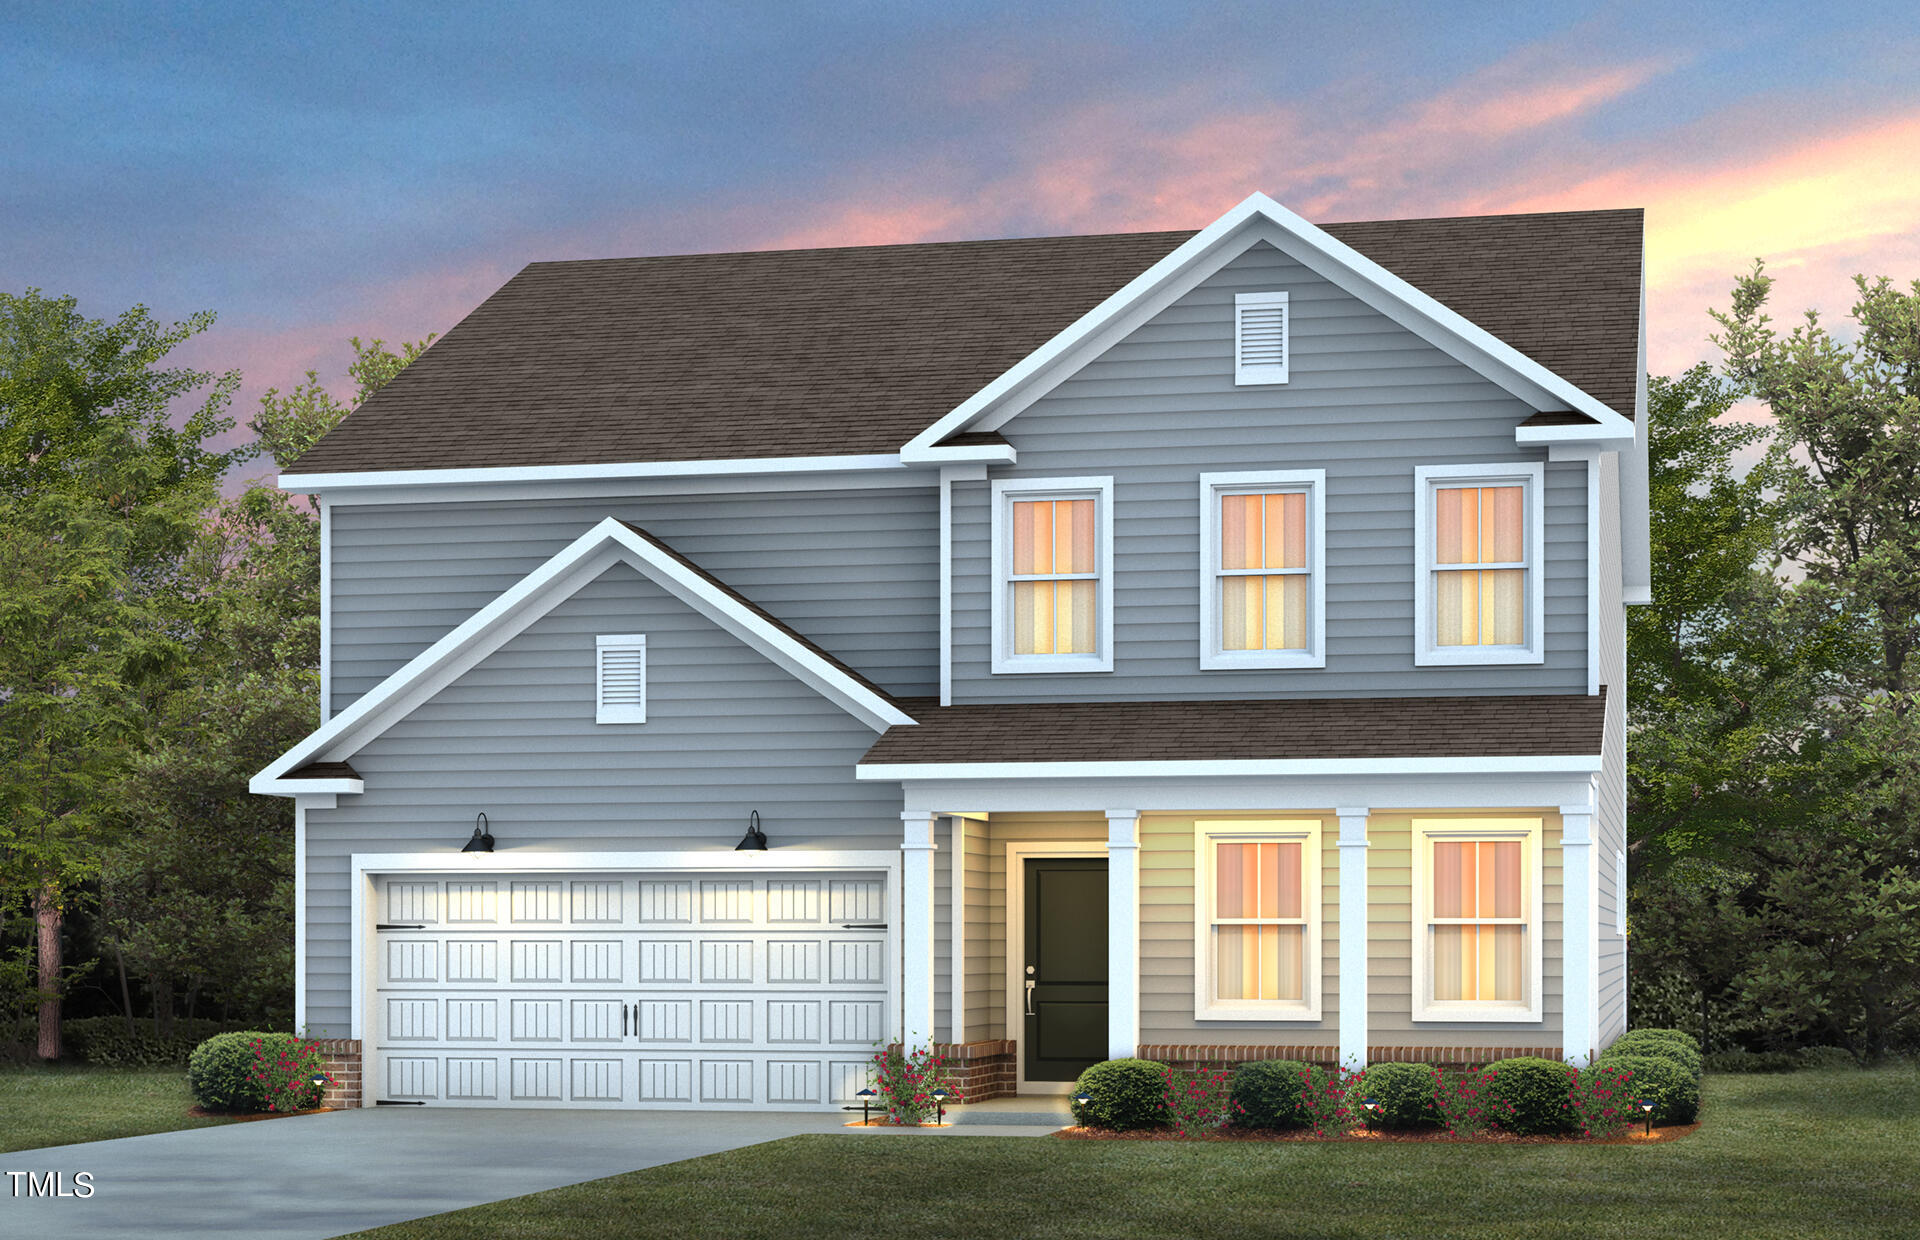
891,765 -> 1605,1101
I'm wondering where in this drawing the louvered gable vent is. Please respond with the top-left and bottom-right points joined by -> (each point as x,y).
1234,290 -> 1290,385
595,634 -> 647,724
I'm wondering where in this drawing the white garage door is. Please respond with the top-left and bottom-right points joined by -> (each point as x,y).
370,870 -> 890,1109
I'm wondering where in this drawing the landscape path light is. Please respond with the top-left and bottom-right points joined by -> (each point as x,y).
932,1086 -> 950,1125
856,1086 -> 876,1125
1639,1099 -> 1655,1136
1361,1096 -> 1379,1132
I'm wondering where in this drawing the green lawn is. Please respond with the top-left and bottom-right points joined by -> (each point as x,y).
350,1066 -> 1920,1240
0,1063 -> 235,1153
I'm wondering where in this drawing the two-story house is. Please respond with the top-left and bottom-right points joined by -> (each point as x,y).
253,192 -> 1647,1110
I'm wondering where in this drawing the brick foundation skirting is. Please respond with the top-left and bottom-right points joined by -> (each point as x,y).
1138,1043 -> 1564,1070
931,1040 -> 1018,1102
311,1038 -> 363,1109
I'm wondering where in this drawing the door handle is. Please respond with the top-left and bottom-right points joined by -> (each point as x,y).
1025,979 -> 1036,1016
623,1002 -> 630,1038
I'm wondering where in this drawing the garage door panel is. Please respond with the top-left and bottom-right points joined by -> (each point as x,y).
373,869 -> 889,1110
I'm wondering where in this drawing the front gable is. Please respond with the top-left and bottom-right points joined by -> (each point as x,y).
253,518 -> 914,796
905,193 -> 1636,463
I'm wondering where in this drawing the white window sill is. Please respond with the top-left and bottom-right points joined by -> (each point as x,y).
1197,1001 -> 1322,1023
1414,645 -> 1545,667
1201,650 -> 1326,671
1412,1003 -> 1544,1024
991,654 -> 1112,675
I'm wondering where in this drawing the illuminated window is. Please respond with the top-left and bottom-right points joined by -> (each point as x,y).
1200,470 -> 1325,669
1195,821 -> 1321,1020
1412,819 -> 1543,1022
1413,463 -> 1544,665
990,477 -> 1112,673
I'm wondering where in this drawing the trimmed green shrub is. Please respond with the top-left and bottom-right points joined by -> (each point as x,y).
1704,1048 -> 1802,1074
1594,1053 -> 1699,1124
189,1032 -> 329,1113
1354,1062 -> 1441,1130
1481,1056 -> 1579,1136
1610,1029 -> 1703,1079
1229,1059 -> 1323,1130
1069,1059 -> 1169,1131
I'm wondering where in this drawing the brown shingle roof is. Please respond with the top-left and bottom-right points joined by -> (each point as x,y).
859,692 -> 1606,766
290,209 -> 1641,475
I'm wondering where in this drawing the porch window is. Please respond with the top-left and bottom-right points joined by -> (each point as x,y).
1195,821 -> 1321,1020
1413,463 -> 1544,665
1200,470 -> 1326,669
1412,819 -> 1544,1022
990,477 -> 1113,673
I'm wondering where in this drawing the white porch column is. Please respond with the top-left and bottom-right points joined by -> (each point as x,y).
1336,807 -> 1370,1071
901,811 -> 939,1051
1105,810 -> 1141,1061
1560,802 -> 1596,1067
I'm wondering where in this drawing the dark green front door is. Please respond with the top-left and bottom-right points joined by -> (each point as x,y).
1022,858 -> 1108,1082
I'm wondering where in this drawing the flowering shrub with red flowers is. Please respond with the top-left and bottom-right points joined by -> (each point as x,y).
1430,1066 -> 1513,1137
1295,1063 -> 1365,1137
1161,1065 -> 1243,1136
868,1044 -> 960,1125
1568,1062 -> 1634,1139
188,1030 -> 331,1113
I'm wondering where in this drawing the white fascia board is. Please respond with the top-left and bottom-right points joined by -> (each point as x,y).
1518,424 -> 1635,449
857,754 -> 1604,781
278,452 -> 910,496
252,518 -> 914,794
902,191 -> 1635,455
254,778 -> 363,797
903,443 -> 1017,466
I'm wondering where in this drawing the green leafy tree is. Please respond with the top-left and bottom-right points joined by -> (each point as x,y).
0,291 -> 245,1059
252,335 -> 432,469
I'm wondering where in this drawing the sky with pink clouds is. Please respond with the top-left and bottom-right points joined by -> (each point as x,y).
7,1 -> 1918,453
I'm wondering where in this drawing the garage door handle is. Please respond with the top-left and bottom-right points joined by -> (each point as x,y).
622,1002 -> 630,1038
841,923 -> 887,929
376,924 -> 426,930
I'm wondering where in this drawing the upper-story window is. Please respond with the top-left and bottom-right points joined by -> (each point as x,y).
1199,470 -> 1326,670
1234,291 -> 1290,385
1413,462 -> 1545,665
990,477 -> 1114,674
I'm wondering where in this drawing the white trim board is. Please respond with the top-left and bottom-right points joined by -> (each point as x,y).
900,192 -> 1635,461
281,452 -> 912,494
253,517 -> 915,795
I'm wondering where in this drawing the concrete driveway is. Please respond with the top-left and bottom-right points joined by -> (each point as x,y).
3,1106 -> 849,1240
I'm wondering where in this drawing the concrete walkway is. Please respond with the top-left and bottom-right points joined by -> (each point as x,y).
4,1102 -> 1071,1240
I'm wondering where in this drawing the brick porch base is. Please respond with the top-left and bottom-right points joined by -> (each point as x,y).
934,1040 -> 1018,1101
312,1038 -> 363,1109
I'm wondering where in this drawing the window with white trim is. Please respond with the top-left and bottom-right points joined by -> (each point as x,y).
1200,470 -> 1325,669
1194,820 -> 1321,1020
1411,818 -> 1543,1022
595,634 -> 647,724
1234,291 -> 1289,385
989,477 -> 1113,673
1413,462 -> 1545,665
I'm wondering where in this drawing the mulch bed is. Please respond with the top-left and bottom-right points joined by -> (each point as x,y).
844,1118 -> 954,1128
187,1106 -> 335,1122
1056,1122 -> 1700,1145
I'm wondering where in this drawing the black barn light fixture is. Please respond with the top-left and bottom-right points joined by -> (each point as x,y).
462,812 -> 495,853
736,810 -> 768,851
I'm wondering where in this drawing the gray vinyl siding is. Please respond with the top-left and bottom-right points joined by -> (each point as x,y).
1367,813 -> 1564,1048
951,241 -> 1589,702
1140,813 -> 1339,1048
1596,450 -> 1629,1047
300,560 -> 907,1036
328,485 -> 938,715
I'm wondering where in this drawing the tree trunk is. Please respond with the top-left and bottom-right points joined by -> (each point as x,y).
34,885 -> 62,1062
113,945 -> 136,1038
